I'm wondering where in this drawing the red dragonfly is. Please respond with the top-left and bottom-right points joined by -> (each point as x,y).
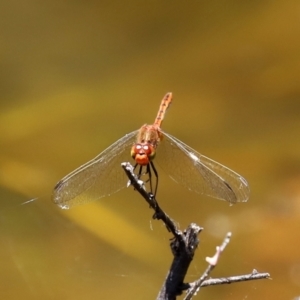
53,93 -> 250,209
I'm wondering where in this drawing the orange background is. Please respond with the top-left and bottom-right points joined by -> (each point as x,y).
1,1 -> 300,299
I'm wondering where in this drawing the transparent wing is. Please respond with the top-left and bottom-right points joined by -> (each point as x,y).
52,130 -> 138,209
155,131 -> 250,203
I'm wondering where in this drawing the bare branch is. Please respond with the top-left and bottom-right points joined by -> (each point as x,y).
200,270 -> 271,287
121,162 -> 270,300
121,162 -> 181,238
122,162 -> 203,299
184,232 -> 231,299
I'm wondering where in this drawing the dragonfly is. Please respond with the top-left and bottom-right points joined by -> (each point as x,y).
53,93 -> 250,209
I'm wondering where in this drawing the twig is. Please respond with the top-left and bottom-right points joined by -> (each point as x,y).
121,162 -> 270,300
121,162 -> 180,238
122,162 -> 202,299
199,270 -> 271,287
184,234 -> 270,299
184,232 -> 232,299
183,269 -> 270,299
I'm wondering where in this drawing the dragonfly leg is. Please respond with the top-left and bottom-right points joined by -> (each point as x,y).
134,163 -> 146,180
145,164 -> 153,195
133,162 -> 158,197
150,161 -> 158,197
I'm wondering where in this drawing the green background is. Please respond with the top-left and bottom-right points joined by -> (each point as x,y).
1,1 -> 300,299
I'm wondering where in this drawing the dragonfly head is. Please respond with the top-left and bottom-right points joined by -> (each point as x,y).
131,143 -> 156,165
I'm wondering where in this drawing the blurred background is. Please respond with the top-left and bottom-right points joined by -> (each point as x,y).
1,0 -> 300,299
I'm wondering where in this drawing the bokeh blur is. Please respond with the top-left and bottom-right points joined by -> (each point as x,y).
1,1 -> 300,299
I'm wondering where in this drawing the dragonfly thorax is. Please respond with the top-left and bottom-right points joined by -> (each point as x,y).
136,124 -> 162,146
131,143 -> 156,165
